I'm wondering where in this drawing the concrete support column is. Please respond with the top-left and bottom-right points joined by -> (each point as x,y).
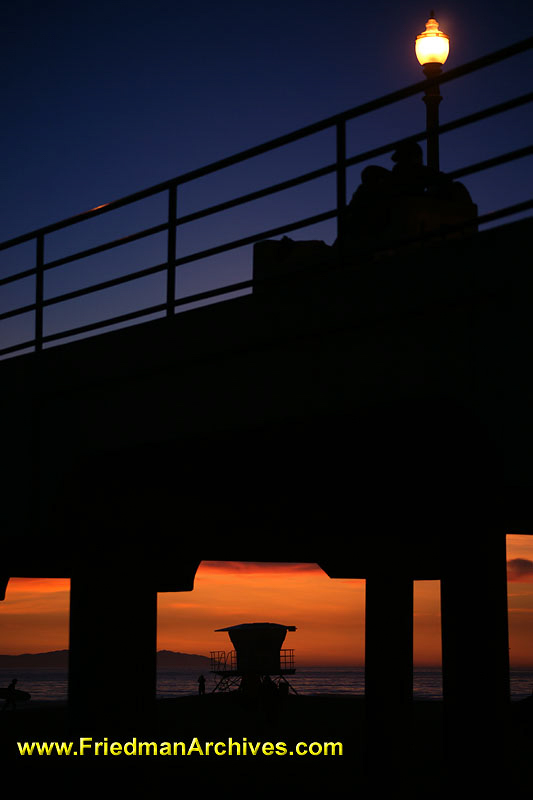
68,572 -> 157,735
440,533 -> 509,783
365,575 -> 413,778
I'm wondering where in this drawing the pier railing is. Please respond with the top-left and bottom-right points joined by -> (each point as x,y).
1,36 -> 532,360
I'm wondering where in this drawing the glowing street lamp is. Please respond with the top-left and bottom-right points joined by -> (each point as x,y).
415,14 -> 450,67
415,13 -> 450,171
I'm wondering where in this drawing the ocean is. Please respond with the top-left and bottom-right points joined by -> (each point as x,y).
1,666 -> 532,704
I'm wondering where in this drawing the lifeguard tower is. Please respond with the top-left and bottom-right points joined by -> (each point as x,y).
210,623 -> 297,694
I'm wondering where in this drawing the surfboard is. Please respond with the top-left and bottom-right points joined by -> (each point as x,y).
0,688 -> 31,702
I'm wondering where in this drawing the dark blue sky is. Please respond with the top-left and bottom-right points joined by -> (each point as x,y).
1,1 -> 532,351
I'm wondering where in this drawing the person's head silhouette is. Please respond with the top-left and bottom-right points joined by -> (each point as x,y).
391,140 -> 423,167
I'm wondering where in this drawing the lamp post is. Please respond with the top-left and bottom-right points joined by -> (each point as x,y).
415,12 -> 450,172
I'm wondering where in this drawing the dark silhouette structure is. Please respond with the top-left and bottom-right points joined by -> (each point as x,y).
0,35 -> 532,787
210,623 -> 296,694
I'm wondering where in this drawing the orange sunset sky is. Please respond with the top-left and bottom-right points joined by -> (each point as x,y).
1,535 -> 532,667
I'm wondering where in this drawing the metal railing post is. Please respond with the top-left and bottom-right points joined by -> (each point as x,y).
35,233 -> 44,352
336,120 -> 347,252
166,183 -> 177,316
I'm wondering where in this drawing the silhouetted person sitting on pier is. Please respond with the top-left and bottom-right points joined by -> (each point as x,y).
336,164 -> 393,251
198,674 -> 206,696
253,138 -> 477,281
390,139 -> 435,195
336,140 -> 476,255
2,679 -> 18,711
389,140 -> 473,205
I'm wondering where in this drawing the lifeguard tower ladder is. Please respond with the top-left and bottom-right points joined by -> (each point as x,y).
210,622 -> 297,695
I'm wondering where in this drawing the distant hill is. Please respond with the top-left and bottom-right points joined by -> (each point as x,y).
0,650 -> 210,668
0,650 -> 69,668
156,651 -> 210,668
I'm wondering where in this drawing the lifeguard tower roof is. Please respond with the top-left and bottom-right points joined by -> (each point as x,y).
215,623 -> 296,633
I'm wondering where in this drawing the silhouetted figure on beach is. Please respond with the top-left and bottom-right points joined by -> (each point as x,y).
2,679 -> 18,712
198,674 -> 206,696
